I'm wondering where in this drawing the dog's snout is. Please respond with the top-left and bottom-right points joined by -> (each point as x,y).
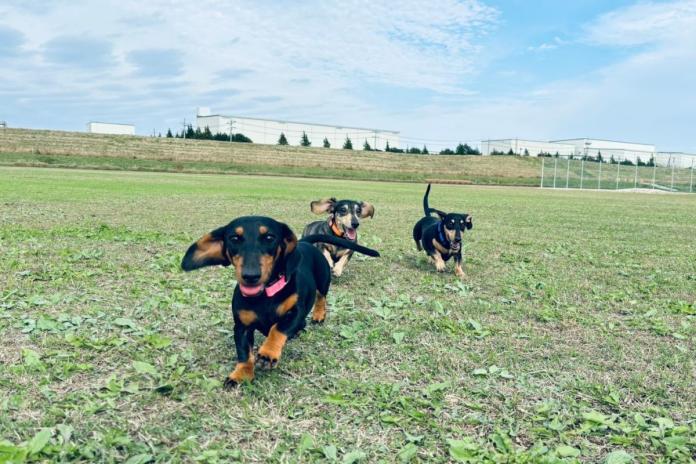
241,270 -> 261,284
351,220 -> 360,228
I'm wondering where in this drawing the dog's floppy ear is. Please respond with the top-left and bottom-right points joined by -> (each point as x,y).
359,201 -> 375,219
181,225 -> 230,271
310,197 -> 336,215
280,222 -> 297,256
465,214 -> 473,230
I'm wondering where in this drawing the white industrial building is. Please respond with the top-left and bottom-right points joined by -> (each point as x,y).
481,139 -> 575,157
551,138 -> 656,164
195,107 -> 399,150
87,122 -> 135,135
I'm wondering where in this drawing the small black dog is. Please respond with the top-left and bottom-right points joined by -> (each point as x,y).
181,216 -> 379,386
302,198 -> 375,277
412,184 -> 472,279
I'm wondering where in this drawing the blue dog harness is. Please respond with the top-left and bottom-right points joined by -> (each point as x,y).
437,221 -> 451,248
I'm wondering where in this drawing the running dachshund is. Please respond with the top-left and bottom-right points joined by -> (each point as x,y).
181,216 -> 379,387
412,184 -> 473,279
302,198 -> 375,277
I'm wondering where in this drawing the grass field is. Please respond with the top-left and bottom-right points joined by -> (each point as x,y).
1,167 -> 695,463
0,129 -> 542,185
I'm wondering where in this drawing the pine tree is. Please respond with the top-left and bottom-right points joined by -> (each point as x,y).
186,125 -> 195,139
343,137 -> 353,150
278,132 -> 288,145
300,131 -> 311,147
524,148 -> 529,156
323,137 -> 330,148
166,129 -> 173,138
385,141 -> 391,152
455,143 -> 466,155
422,145 -> 429,154
596,151 -> 603,163
203,126 -> 213,140
363,140 -> 372,151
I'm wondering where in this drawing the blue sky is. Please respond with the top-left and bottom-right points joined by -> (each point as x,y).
1,0 -> 695,151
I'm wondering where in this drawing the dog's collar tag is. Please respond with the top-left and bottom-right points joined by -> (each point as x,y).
264,275 -> 288,297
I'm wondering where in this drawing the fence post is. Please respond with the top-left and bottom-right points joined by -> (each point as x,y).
671,162 -> 675,191
616,161 -> 620,190
580,158 -> 585,189
634,162 -> 638,189
540,157 -> 545,188
690,158 -> 694,193
565,156 -> 570,189
553,156 -> 558,188
597,160 -> 602,190
652,160 -> 657,190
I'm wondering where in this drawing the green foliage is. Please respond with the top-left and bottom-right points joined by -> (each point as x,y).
343,137 -> 353,150
323,137 -> 330,148
300,131 -> 311,147
363,140 -> 372,151
278,132 -> 288,145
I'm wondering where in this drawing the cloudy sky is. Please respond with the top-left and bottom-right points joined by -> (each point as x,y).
1,0 -> 695,151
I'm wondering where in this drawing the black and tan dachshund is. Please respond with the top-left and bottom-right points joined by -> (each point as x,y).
412,184 -> 473,279
181,216 -> 379,386
302,198 -> 375,277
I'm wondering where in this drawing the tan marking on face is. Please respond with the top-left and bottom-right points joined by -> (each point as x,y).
227,352 -> 255,383
238,309 -> 257,326
260,254 -> 274,284
336,214 -> 353,229
259,226 -> 268,234
235,226 -> 244,235
232,255 -> 244,281
445,228 -> 456,243
312,292 -> 327,322
258,324 -> 288,363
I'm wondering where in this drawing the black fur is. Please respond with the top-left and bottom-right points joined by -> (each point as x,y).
181,216 -> 380,387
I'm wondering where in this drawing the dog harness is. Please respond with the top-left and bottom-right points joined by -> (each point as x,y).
264,274 -> 288,297
328,216 -> 344,237
437,221 -> 451,248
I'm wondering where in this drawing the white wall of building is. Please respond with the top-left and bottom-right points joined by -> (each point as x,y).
551,138 -> 656,164
196,113 -> 400,150
87,122 -> 135,135
481,139 -> 575,157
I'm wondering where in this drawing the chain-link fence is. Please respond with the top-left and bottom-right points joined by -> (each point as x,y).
540,153 -> 695,193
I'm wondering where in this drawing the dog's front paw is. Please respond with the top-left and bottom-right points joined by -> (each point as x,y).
256,350 -> 280,369
435,262 -> 446,272
224,362 -> 254,388
455,267 -> 465,279
332,267 -> 343,277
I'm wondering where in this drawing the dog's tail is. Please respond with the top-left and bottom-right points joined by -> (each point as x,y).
300,235 -> 380,257
423,183 -> 432,216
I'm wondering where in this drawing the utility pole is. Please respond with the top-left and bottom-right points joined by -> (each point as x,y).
181,118 -> 187,139
229,119 -> 235,143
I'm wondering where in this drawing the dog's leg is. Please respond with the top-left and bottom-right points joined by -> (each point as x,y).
430,251 -> 446,272
224,324 -> 255,387
257,296 -> 311,368
311,291 -> 327,323
454,252 -> 465,279
415,240 -> 422,251
322,249 -> 334,270
332,253 -> 350,277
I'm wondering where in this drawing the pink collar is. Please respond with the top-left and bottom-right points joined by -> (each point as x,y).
264,275 -> 288,297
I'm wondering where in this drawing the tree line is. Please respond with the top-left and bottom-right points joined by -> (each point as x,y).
165,125 -> 252,143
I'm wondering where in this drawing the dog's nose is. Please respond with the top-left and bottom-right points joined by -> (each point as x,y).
454,236 -> 462,243
241,271 -> 261,284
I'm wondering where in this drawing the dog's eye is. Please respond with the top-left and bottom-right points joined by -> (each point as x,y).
230,235 -> 242,243
262,234 -> 275,242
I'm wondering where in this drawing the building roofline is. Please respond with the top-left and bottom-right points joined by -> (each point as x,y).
197,114 -> 400,134
481,138 -> 575,146
88,121 -> 135,127
550,138 -> 655,148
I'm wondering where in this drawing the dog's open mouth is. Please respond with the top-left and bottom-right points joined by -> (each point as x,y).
344,227 -> 357,240
239,283 -> 265,297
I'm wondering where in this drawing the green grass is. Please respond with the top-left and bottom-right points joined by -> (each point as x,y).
1,167 -> 695,463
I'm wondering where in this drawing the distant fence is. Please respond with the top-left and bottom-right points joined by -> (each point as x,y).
540,153 -> 695,193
